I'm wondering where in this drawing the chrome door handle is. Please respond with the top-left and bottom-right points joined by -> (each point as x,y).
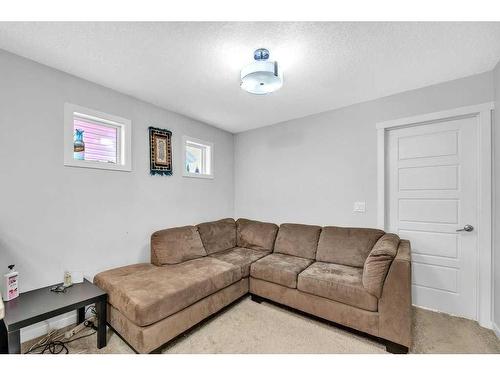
456,224 -> 474,232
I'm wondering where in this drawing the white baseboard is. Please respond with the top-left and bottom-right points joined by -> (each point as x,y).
20,312 -> 77,343
493,322 -> 500,340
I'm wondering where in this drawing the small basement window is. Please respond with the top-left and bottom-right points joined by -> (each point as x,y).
183,136 -> 214,179
64,103 -> 132,171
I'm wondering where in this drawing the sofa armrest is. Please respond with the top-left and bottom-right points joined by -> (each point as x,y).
378,239 -> 412,348
362,233 -> 400,298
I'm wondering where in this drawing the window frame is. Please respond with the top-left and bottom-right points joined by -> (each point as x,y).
64,103 -> 132,172
182,135 -> 214,179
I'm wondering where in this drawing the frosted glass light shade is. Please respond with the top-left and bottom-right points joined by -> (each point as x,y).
240,60 -> 283,95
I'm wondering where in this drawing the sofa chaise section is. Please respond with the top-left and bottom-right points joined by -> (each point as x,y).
106,278 -> 249,353
94,222 -> 248,353
94,257 -> 242,327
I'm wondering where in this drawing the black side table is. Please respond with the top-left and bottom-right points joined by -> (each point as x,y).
1,279 -> 107,354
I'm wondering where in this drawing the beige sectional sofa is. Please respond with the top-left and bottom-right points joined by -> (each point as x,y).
94,218 -> 411,354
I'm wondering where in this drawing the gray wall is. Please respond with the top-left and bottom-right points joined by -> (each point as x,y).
0,50 -> 234,292
494,61 -> 500,332
234,72 -> 494,228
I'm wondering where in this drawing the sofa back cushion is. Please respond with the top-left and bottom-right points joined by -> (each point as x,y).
362,233 -> 400,297
151,225 -> 207,265
236,218 -> 279,251
274,223 -> 322,260
316,226 -> 385,267
197,218 -> 237,254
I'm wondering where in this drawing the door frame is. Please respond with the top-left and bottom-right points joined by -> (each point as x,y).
376,102 -> 494,329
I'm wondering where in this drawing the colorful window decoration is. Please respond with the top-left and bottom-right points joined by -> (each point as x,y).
73,115 -> 119,164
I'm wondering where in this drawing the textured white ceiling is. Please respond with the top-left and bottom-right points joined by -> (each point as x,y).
1,22 -> 500,133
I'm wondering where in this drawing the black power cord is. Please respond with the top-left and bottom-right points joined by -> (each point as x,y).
25,330 -> 97,354
24,306 -> 98,354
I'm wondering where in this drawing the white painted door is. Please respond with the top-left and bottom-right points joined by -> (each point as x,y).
387,116 -> 478,319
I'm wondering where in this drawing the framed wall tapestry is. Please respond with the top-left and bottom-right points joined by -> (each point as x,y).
149,126 -> 172,176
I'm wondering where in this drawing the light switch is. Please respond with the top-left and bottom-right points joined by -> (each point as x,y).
353,201 -> 366,213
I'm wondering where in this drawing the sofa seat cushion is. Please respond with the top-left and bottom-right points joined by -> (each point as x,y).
93,257 -> 242,326
236,218 -> 279,251
316,226 -> 385,267
197,218 -> 237,254
297,262 -> 378,312
250,253 -> 313,288
209,247 -> 271,277
151,225 -> 206,265
274,223 -> 322,260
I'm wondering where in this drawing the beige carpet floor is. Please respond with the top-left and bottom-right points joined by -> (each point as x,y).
23,296 -> 500,354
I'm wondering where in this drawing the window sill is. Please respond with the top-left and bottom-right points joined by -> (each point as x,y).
64,159 -> 132,172
182,172 -> 214,179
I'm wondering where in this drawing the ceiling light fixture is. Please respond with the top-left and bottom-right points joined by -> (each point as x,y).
240,48 -> 283,95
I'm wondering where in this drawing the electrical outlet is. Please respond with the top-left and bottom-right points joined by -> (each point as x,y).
353,201 -> 366,213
